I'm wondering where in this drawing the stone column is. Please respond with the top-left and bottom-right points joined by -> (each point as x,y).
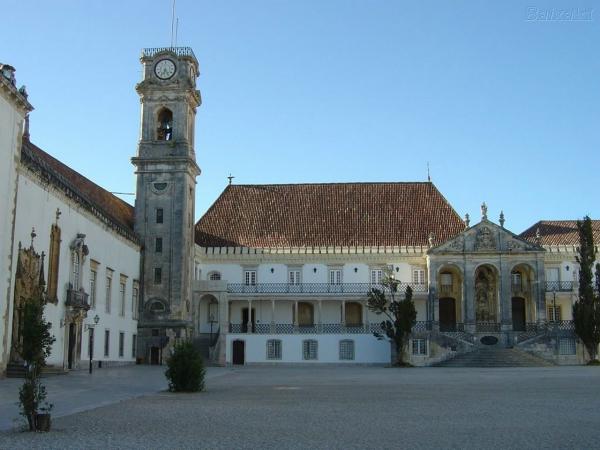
247,299 -> 253,334
341,300 -> 346,327
271,299 -> 276,333
500,263 -> 512,331
536,257 -> 547,323
363,301 -> 369,332
464,262 -> 476,333
318,300 -> 323,332
293,300 -> 299,329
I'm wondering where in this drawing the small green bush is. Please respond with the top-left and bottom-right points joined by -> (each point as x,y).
165,341 -> 205,392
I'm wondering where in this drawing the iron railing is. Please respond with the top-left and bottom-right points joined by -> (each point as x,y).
65,288 -> 90,310
227,282 -> 428,295
475,321 -> 501,333
142,47 -> 196,58
545,281 -> 574,292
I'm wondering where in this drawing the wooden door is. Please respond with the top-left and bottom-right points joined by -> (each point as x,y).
512,297 -> 526,331
232,340 -> 245,365
439,298 -> 456,332
298,302 -> 314,326
345,302 -> 362,326
241,308 -> 255,333
150,347 -> 160,365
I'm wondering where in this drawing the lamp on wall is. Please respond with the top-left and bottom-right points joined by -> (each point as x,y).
395,267 -> 399,272
270,268 -> 274,273
354,267 -> 358,273
313,267 -> 317,273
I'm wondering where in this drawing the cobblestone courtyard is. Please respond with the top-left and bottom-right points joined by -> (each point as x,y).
1,365 -> 600,449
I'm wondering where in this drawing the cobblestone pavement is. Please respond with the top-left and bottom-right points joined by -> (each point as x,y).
1,365 -> 600,449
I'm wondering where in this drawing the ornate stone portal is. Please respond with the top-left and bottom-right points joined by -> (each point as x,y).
10,231 -> 46,363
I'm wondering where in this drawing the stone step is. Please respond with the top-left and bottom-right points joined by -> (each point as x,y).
435,348 -> 554,368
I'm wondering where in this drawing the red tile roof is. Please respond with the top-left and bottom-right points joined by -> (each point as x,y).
520,220 -> 600,246
195,182 -> 465,248
21,139 -> 137,241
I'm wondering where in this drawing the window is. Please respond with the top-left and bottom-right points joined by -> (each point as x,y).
208,271 -> 221,281
104,329 -> 110,357
119,332 -> 125,358
412,338 -> 428,356
440,273 -> 452,287
548,305 -> 562,322
289,270 -> 301,285
266,339 -> 282,360
105,271 -> 113,314
370,269 -> 383,284
155,237 -> 163,253
511,272 -> 522,287
339,340 -> 355,360
302,340 -> 318,360
132,282 -> 139,320
90,268 -> 97,309
156,208 -> 164,224
72,251 -> 81,290
412,269 -> 425,285
559,338 -> 576,355
132,334 -> 137,359
329,269 -> 342,285
154,268 -> 162,284
244,270 -> 257,286
119,278 -> 126,317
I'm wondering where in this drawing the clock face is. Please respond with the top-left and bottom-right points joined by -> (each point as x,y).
154,59 -> 176,80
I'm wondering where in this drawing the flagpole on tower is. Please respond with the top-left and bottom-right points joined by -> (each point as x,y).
170,0 -> 176,48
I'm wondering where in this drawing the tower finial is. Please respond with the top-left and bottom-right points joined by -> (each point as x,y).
30,227 -> 36,248
499,210 -> 505,228
427,162 -> 431,182
481,202 -> 488,220
227,174 -> 235,185
464,213 -> 470,228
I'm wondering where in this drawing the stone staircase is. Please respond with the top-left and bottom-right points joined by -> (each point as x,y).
5,363 -> 67,378
435,346 -> 554,368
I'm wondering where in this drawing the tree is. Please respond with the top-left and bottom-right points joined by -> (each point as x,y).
573,216 -> 600,364
366,269 -> 417,366
165,340 -> 206,392
18,293 -> 56,431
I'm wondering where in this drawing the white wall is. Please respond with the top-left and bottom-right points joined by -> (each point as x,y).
226,334 -> 390,364
8,173 -> 140,368
0,90 -> 25,370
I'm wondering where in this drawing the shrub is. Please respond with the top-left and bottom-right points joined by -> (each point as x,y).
165,340 -> 205,392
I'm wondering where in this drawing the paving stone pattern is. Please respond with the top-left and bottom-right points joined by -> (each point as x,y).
1,365 -> 600,449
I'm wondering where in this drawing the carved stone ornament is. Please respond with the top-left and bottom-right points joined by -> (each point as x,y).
475,226 -> 496,251
449,236 -> 464,252
506,240 -> 525,251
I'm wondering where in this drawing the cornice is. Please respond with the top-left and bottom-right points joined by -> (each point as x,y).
0,76 -> 33,114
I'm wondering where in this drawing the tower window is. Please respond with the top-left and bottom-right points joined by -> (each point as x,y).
155,237 -> 163,253
154,268 -> 162,284
156,208 -> 163,224
157,108 -> 173,141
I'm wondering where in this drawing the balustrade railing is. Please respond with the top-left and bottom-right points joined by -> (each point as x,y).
142,47 -> 196,58
475,321 -> 501,333
227,282 -> 428,295
545,281 -> 574,292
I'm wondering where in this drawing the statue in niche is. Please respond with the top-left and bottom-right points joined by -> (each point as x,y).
475,226 -> 496,251
475,267 -> 497,322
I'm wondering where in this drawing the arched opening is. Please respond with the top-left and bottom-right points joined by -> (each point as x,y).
298,302 -> 314,327
156,107 -> 173,141
474,264 -> 499,330
511,263 -> 537,329
437,265 -> 463,329
345,302 -> 362,327
197,294 -> 219,335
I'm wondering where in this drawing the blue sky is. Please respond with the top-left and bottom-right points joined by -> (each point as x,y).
4,0 -> 599,233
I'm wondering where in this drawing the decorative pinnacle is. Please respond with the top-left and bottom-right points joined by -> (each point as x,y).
428,232 -> 435,248
535,227 -> 541,244
499,210 -> 505,228
464,213 -> 470,228
55,208 -> 62,224
481,202 -> 488,220
227,174 -> 235,185
30,227 -> 36,248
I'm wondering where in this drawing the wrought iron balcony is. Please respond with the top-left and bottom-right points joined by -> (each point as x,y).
65,288 -> 90,310
545,281 -> 573,292
226,282 -> 428,295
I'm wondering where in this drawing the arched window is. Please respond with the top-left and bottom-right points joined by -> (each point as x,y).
208,271 -> 221,281
156,108 -> 173,141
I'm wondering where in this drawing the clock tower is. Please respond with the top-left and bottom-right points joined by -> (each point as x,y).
132,47 -> 201,362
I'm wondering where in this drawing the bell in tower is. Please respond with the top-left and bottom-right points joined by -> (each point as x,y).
132,47 -> 201,364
